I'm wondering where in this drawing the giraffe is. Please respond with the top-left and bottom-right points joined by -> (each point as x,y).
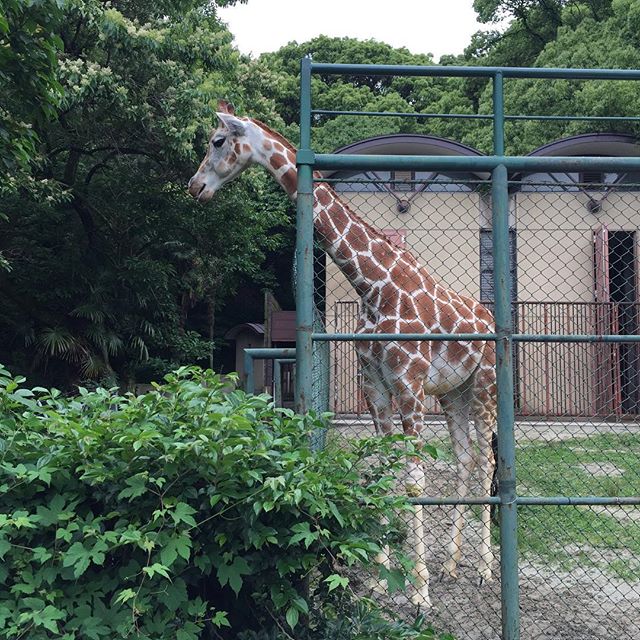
188,100 -> 498,607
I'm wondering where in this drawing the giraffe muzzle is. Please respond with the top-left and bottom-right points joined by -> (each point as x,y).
188,178 -> 213,202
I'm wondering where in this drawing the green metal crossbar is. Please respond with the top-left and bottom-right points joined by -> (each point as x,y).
243,348 -> 295,394
311,332 -> 640,343
313,108 -> 640,123
296,60 -> 640,640
409,496 -> 640,506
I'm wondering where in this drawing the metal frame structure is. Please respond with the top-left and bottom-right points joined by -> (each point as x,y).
243,347 -> 295,395
294,61 -> 640,640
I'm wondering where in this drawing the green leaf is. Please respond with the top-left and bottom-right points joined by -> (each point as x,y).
161,534 -> 192,566
216,556 -> 251,595
32,605 -> 65,633
211,610 -> 230,628
379,565 -> 407,594
80,616 -> 111,639
22,597 -> 45,610
285,606 -> 299,629
115,588 -> 136,605
164,579 -> 188,612
328,500 -> 345,527
117,474 -> 148,501
176,621 -> 201,640
32,546 -> 53,563
171,502 -> 197,527
36,494 -> 67,525
288,522 -> 319,549
142,562 -> 171,580
324,573 -> 349,592
62,542 -> 92,578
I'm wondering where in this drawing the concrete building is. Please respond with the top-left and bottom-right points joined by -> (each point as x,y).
322,133 -> 640,417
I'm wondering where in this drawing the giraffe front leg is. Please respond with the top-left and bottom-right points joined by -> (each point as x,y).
474,428 -> 495,584
359,360 -> 394,593
411,502 -> 432,608
396,381 -> 431,607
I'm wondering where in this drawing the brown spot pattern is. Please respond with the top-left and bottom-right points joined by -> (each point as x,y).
198,118 -> 498,580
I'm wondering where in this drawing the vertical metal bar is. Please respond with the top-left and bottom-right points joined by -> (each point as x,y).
296,56 -> 315,414
274,359 -> 282,407
244,351 -> 254,394
492,70 -> 521,640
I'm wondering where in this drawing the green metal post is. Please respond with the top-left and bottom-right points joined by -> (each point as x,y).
295,56 -> 315,415
492,71 -> 520,640
274,358 -> 282,406
244,350 -> 254,394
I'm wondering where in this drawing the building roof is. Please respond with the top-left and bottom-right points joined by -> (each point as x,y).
332,133 -> 484,158
224,322 -> 264,340
528,133 -> 640,158
327,133 -> 488,181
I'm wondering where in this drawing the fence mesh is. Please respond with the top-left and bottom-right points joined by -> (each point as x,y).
306,170 -> 640,639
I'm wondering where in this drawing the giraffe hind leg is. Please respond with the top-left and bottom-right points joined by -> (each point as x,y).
472,364 -> 497,583
440,380 -> 474,580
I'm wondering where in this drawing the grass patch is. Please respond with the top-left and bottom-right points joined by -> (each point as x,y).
514,433 -> 640,581
329,423 -> 640,581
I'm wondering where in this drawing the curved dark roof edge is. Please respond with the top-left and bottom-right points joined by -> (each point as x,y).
528,132 -> 640,156
331,131 -> 640,159
333,133 -> 485,157
224,322 -> 264,340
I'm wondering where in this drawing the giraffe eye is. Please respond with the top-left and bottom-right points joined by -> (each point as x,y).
213,137 -> 225,148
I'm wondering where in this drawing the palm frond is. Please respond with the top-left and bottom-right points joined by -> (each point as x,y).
37,327 -> 83,359
70,303 -> 109,323
79,353 -> 108,379
130,335 -> 149,361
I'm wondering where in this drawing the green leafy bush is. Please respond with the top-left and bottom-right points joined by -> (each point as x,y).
0,365 -> 422,639
238,597 -> 455,640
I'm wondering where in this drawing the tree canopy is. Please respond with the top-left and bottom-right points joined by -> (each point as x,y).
3,0 -> 640,388
0,0 -> 289,388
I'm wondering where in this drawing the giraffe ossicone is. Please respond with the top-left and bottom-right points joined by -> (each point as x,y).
188,100 -> 498,605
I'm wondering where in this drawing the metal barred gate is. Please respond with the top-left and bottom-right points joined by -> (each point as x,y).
293,62 -> 640,640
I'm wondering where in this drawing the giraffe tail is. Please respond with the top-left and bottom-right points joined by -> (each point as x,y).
490,431 -> 499,525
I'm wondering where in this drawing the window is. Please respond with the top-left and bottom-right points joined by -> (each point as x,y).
579,171 -> 605,190
391,170 -> 414,192
479,229 -> 518,305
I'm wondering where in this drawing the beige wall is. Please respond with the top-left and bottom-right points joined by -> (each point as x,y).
325,188 -> 640,415
515,192 -> 640,302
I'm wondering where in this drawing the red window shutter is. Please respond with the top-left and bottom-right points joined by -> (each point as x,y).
382,228 -> 407,248
592,224 -> 621,415
593,224 -> 610,304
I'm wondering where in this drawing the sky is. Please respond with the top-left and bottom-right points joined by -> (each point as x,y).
217,0 -> 495,62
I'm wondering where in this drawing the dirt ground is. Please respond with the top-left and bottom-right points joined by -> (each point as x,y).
333,418 -> 640,640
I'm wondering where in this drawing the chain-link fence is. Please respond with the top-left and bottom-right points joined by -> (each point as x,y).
310,172 -> 640,639
287,62 -> 640,640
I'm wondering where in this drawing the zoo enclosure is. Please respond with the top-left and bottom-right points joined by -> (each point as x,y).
294,61 -> 640,640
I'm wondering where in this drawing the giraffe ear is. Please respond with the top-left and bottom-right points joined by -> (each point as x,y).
217,99 -> 235,115
216,112 -> 246,137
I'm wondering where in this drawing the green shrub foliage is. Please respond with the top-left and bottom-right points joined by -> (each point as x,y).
0,365 -> 421,639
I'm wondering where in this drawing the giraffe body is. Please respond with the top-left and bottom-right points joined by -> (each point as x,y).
189,101 -> 497,606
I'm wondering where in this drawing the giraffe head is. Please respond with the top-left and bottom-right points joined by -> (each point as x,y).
188,100 -> 254,202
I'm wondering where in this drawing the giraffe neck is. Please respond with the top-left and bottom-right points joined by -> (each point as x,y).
251,119 -> 416,300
